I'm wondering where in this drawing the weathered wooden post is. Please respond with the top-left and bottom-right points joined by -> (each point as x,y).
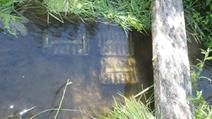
152,0 -> 193,119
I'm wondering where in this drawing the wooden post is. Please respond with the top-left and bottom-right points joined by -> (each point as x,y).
152,0 -> 193,119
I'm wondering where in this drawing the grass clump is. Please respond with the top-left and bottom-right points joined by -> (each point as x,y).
43,0 -> 151,31
0,0 -> 151,33
191,48 -> 212,90
0,0 -> 28,35
98,86 -> 155,119
184,0 -> 212,48
0,0 -> 211,47
99,96 -> 155,119
192,91 -> 212,119
99,48 -> 212,119
191,48 -> 212,119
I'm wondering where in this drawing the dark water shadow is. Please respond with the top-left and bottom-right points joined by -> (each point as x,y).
0,21 -> 154,119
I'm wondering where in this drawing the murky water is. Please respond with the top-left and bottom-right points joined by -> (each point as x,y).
199,65 -> 212,104
188,42 -> 212,104
0,21 -> 153,119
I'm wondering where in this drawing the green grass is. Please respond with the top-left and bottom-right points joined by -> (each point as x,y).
0,0 -> 28,35
191,48 -> 212,90
192,91 -> 212,119
184,0 -> 212,48
98,48 -> 212,119
0,0 -> 211,48
43,0 -> 151,31
191,48 -> 212,119
99,96 -> 155,119
98,86 -> 155,119
0,0 -> 151,33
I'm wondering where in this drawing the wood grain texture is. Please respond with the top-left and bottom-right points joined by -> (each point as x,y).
152,0 -> 193,118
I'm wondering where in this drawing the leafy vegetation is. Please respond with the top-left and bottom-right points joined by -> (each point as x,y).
99,96 -> 155,119
0,0 -> 29,35
191,48 -> 212,119
191,48 -> 212,90
0,0 -> 151,32
184,0 -> 212,48
99,48 -> 212,119
98,86 -> 155,119
43,0 -> 151,31
192,91 -> 212,119
0,0 -> 211,48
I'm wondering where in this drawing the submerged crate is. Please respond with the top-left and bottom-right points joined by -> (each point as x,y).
100,57 -> 138,84
42,22 -> 138,84
97,24 -> 134,56
42,23 -> 89,56
97,24 -> 138,84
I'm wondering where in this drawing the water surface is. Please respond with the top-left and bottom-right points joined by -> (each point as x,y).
0,21 -> 153,119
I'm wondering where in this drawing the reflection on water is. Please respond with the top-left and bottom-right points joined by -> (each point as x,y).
199,65 -> 212,104
0,21 -> 153,119
188,42 -> 212,105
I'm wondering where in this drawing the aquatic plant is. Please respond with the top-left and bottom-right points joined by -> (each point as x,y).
29,79 -> 74,119
53,79 -> 72,119
191,48 -> 212,119
98,86 -> 155,119
191,48 -> 212,90
0,0 -> 28,35
192,91 -> 212,119
98,48 -> 212,119
99,97 -> 155,119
